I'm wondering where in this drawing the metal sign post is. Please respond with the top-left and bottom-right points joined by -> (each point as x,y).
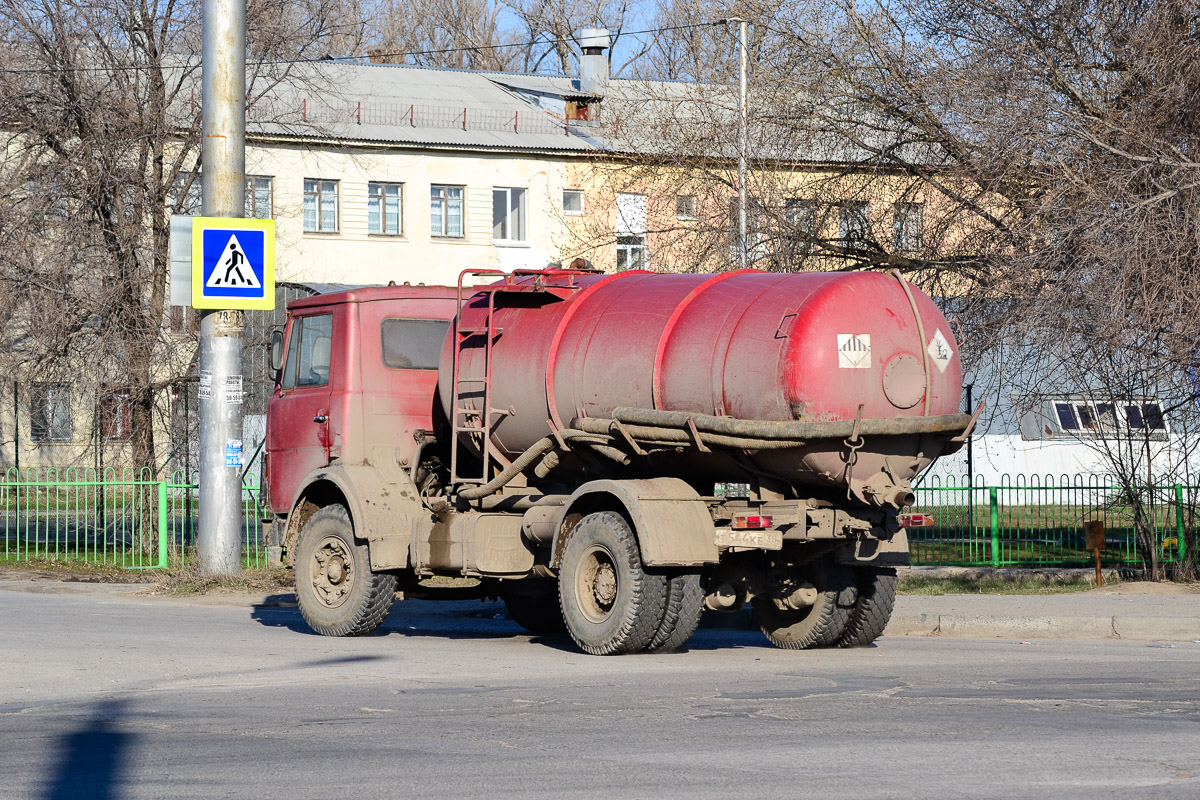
198,0 -> 247,575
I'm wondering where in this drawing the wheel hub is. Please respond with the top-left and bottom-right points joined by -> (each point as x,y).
593,563 -> 617,606
576,545 -> 619,622
311,536 -> 355,608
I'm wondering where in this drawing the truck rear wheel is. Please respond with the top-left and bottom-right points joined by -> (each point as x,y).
754,559 -> 858,650
558,511 -> 667,655
837,567 -> 898,647
648,571 -> 704,653
295,505 -> 397,637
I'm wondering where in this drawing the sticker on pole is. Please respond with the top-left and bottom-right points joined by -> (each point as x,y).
927,329 -> 954,373
192,217 -> 275,310
837,334 -> 872,368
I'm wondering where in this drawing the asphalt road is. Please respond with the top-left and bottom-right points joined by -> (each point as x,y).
2,586 -> 1198,799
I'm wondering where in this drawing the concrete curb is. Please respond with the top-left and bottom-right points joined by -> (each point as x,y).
884,612 -> 1200,642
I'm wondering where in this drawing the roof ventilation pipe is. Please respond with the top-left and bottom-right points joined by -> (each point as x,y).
578,28 -> 611,97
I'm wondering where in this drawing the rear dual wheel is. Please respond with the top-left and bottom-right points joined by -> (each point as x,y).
558,511 -> 702,655
754,559 -> 859,650
837,567 -> 898,648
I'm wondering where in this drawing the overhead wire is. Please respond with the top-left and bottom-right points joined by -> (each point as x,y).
0,19 -> 731,76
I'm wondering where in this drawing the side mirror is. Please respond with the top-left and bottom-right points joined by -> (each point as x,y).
270,329 -> 284,373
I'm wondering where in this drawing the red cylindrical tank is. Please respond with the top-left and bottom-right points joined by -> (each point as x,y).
440,269 -> 963,499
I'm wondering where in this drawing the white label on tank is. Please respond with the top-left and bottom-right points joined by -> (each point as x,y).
927,329 -> 954,373
838,334 -> 872,368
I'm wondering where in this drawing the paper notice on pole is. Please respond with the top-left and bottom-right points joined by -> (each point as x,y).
224,375 -> 244,405
199,370 -> 212,401
225,438 -> 243,469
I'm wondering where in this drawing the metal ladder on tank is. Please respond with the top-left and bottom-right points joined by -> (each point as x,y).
449,269 -> 510,486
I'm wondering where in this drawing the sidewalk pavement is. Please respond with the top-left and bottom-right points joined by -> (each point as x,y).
887,589 -> 1200,642
2,577 -> 1199,642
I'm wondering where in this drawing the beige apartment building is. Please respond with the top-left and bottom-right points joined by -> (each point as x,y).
4,31 -> 945,474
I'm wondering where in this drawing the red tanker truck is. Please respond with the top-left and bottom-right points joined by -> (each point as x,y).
264,266 -> 975,655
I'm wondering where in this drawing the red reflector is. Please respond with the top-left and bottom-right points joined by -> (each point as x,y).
898,513 -> 934,527
732,514 -> 773,530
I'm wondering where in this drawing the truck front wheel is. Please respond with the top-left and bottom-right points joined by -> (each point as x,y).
558,511 -> 667,655
295,505 -> 397,637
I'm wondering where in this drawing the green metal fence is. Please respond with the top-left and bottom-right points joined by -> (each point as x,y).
1,468 -> 265,569
2,468 -> 1194,569
911,475 -> 1193,567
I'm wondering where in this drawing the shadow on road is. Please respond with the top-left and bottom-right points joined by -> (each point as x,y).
249,596 -> 772,651
41,698 -> 134,800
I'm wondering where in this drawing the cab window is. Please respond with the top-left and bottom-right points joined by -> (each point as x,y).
282,313 -> 334,389
381,318 -> 450,370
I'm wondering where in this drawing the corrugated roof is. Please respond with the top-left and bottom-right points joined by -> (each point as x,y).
246,62 -> 596,152
234,60 -> 943,166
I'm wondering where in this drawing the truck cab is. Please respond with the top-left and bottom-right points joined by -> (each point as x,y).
266,285 -> 457,518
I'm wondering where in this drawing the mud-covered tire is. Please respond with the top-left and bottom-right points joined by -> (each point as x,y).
502,580 -> 567,634
294,505 -> 397,637
647,571 -> 704,653
837,567 -> 898,648
754,559 -> 859,650
558,511 -> 667,655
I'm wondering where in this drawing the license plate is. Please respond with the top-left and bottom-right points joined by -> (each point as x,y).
714,527 -> 783,550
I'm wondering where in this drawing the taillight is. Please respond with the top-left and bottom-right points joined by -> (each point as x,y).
898,512 -> 934,527
732,513 -> 773,530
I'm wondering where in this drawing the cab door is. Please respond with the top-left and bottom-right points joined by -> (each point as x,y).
265,310 -> 335,512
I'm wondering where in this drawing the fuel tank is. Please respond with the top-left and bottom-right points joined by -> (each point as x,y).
439,269 -> 964,501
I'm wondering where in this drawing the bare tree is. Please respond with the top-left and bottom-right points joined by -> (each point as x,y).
362,0 -> 518,70
569,0 -> 1200,575
0,0 -> 358,492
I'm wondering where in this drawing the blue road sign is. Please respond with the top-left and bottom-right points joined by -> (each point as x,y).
191,217 -> 276,310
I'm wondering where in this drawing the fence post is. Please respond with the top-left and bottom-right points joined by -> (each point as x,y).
989,487 -> 1000,567
1175,484 -> 1186,562
157,481 -> 169,569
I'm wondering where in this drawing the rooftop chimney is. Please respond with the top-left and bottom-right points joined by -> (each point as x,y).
578,28 -> 610,96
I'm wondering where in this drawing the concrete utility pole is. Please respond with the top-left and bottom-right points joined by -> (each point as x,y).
198,0 -> 246,575
730,18 -> 749,271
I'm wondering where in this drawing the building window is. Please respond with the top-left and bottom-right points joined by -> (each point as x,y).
282,313 -> 334,389
431,184 -> 464,237
170,172 -> 202,215
616,192 -> 647,270
785,199 -> 816,236
369,182 -> 403,235
1025,397 -> 1169,440
839,202 -> 871,249
676,194 -> 697,220
303,179 -> 338,232
563,189 -> 584,216
246,176 -> 273,219
30,383 -> 72,442
617,236 -> 647,270
100,392 -> 132,441
492,187 -> 526,242
172,173 -> 273,218
894,202 -> 923,253
1124,403 -> 1166,430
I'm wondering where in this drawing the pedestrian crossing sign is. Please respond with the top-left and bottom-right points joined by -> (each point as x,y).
192,217 -> 275,310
